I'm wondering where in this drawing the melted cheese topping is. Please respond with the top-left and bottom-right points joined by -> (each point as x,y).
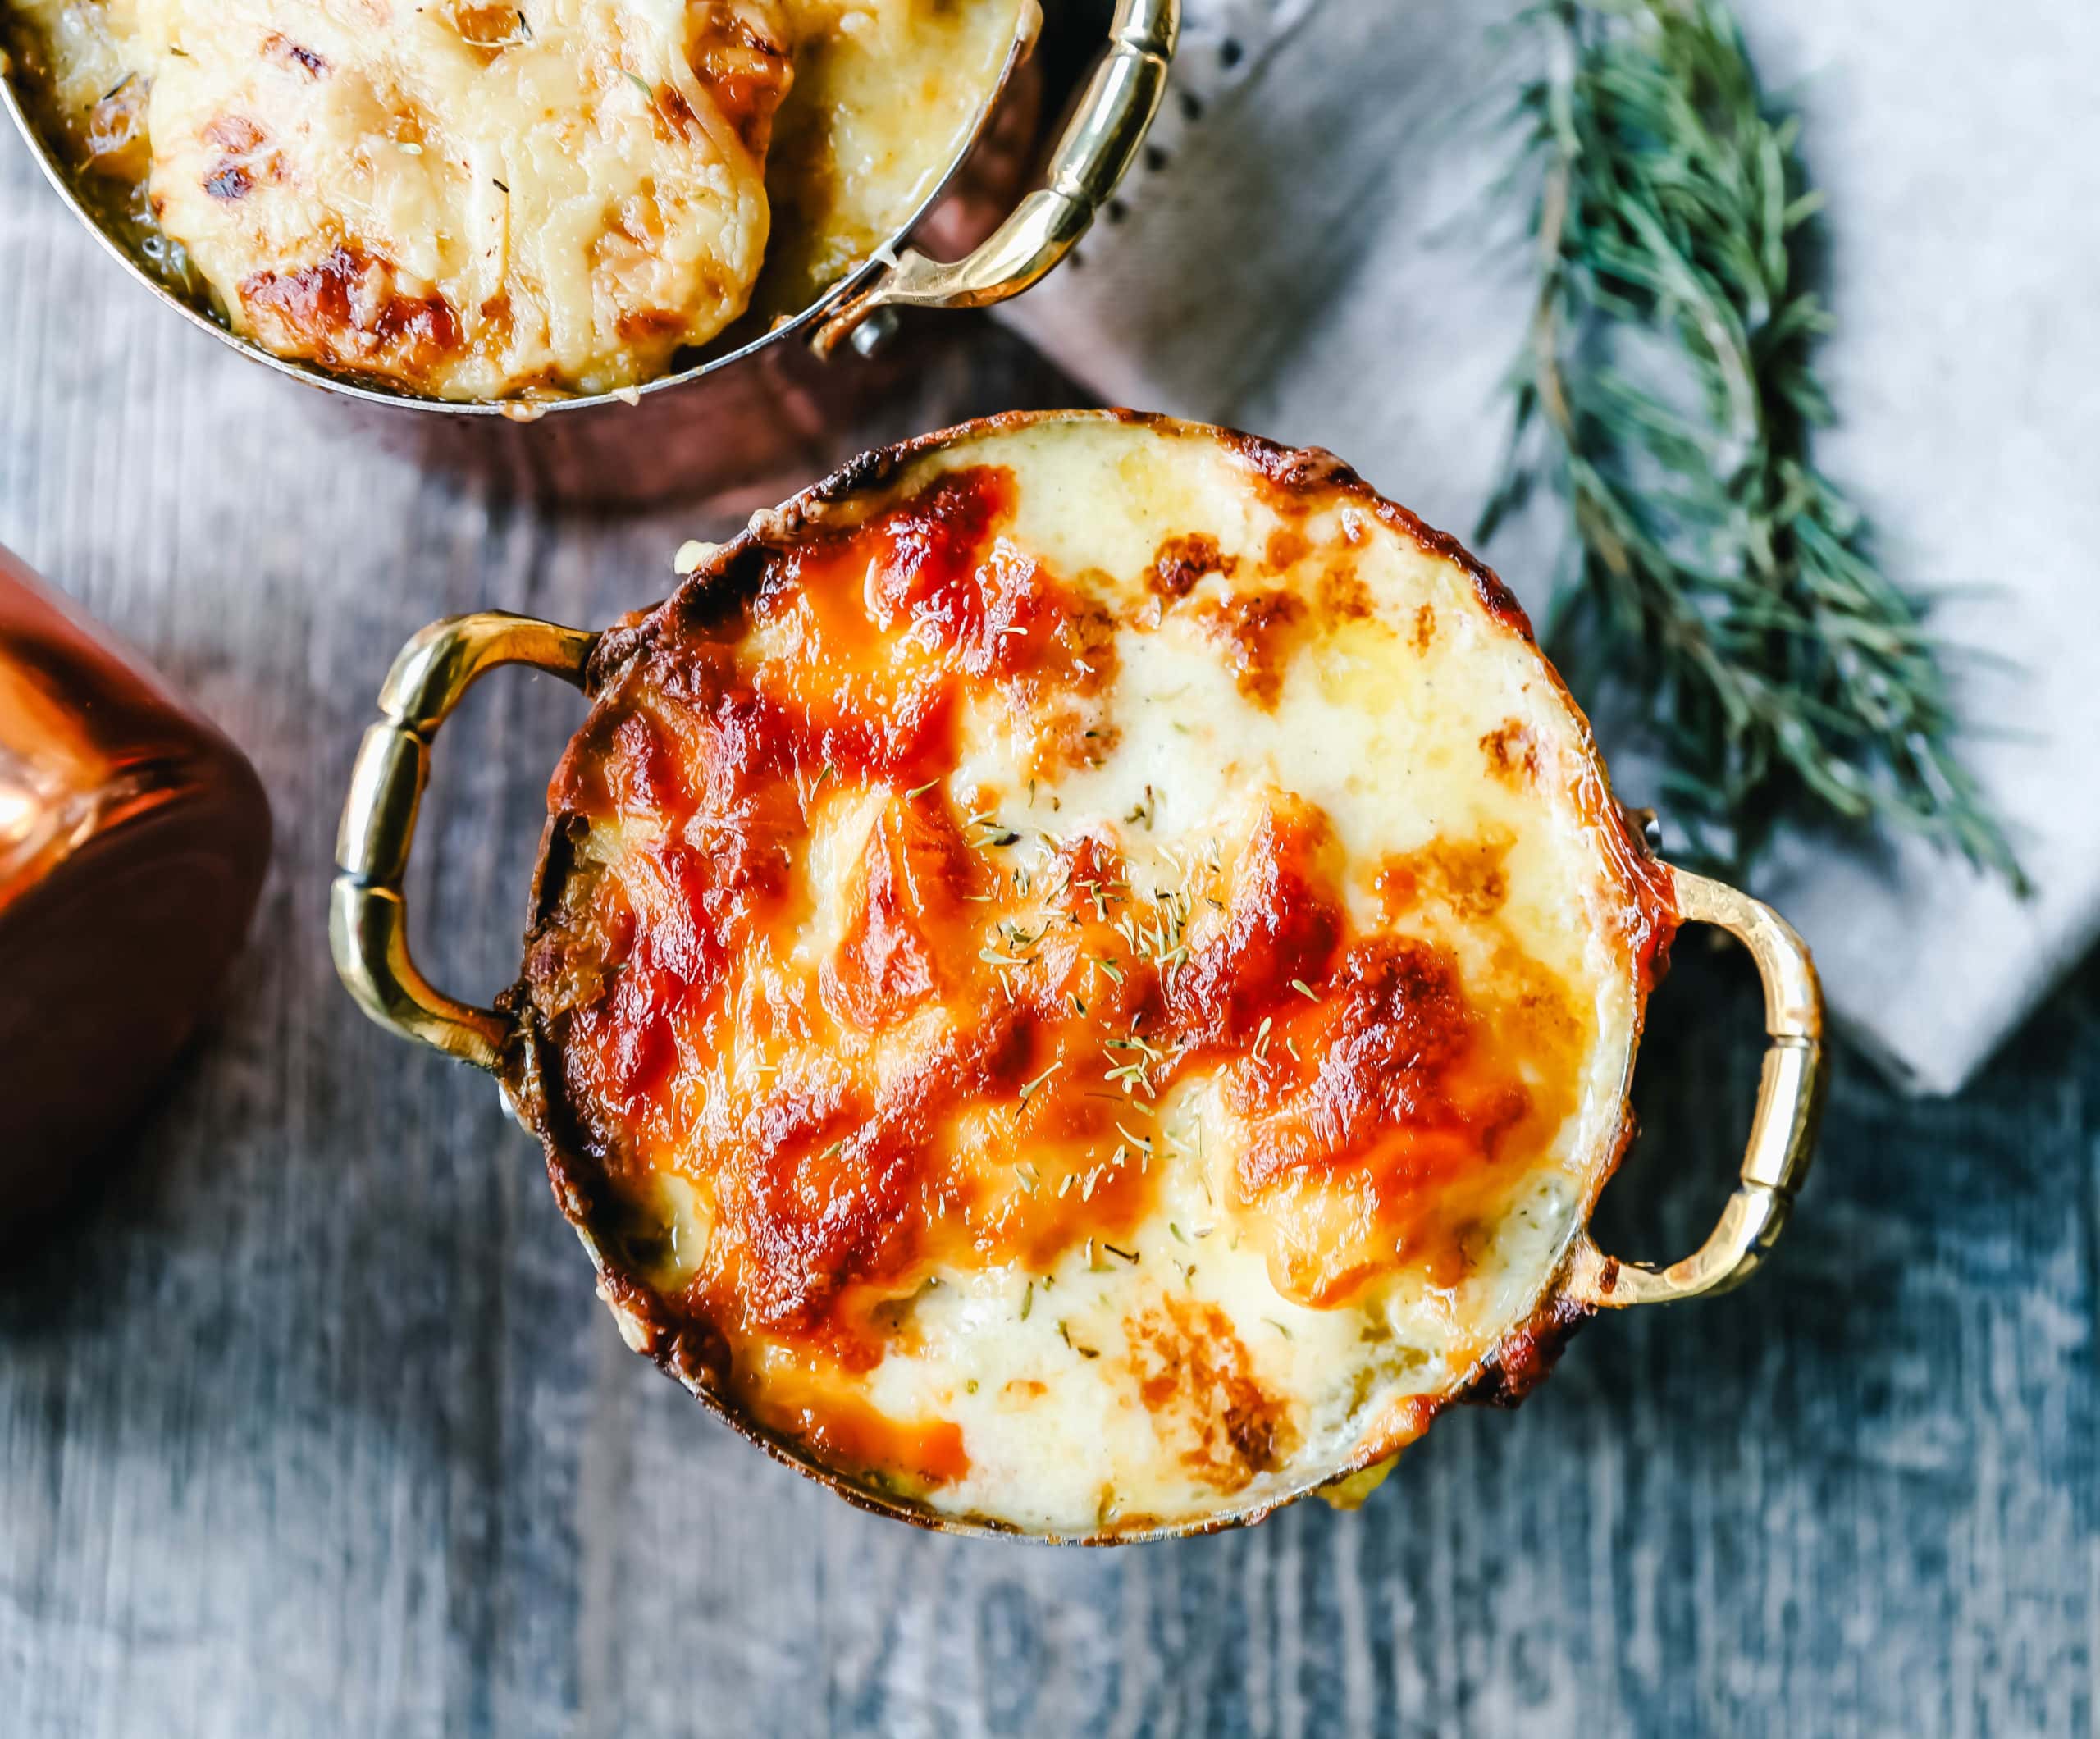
8,0 -> 1024,396
523,417 -> 1674,1536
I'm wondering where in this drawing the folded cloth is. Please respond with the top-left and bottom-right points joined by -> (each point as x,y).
998,0 -> 2100,1094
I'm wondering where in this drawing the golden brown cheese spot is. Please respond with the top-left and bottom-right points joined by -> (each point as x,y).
690,5 -> 797,157
1132,1299 -> 1294,1495
648,83 -> 704,144
756,466 -> 1118,780
1226,933 -> 1568,1308
1266,527 -> 1309,571
1198,587 -> 1308,710
741,1357 -> 970,1490
262,34 -> 328,77
1146,532 -> 1237,605
1165,799 -> 1344,1055
199,114 -> 271,204
1317,564 -> 1372,623
450,3 -> 528,59
1231,938 -> 1478,1189
1374,831 -> 1514,924
240,244 -> 464,381
615,307 -> 687,344
702,1072 -> 916,1339
1411,601 -> 1436,652
1481,719 -> 1541,785
822,794 -> 970,1029
1016,597 -> 1119,777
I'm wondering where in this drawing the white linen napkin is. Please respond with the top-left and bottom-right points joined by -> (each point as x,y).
998,0 -> 2100,1094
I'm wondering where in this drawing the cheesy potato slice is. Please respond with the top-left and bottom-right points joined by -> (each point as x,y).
516,414 -> 1676,1538
128,0 -> 794,399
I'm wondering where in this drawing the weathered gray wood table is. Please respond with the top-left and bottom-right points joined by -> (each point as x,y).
3,135 -> 2096,1739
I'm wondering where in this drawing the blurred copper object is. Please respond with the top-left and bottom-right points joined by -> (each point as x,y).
2,2 -> 1178,509
0,546 -> 270,1246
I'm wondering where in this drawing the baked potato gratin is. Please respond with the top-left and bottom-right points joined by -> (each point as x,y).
509,413 -> 1679,1537
5,0 -> 1025,398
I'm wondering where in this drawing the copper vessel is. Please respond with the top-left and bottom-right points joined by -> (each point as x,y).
0,546 -> 271,1244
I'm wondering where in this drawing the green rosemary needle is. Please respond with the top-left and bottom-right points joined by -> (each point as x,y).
1481,0 -> 2022,887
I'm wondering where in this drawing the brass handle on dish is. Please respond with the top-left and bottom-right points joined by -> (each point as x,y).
1562,865 -> 1826,1308
331,612 -> 596,1072
813,0 -> 1180,356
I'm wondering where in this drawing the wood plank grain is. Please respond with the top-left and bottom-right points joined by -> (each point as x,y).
1,121 -> 2094,1739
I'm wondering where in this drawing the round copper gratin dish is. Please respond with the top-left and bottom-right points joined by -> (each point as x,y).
331,410 -> 1825,1543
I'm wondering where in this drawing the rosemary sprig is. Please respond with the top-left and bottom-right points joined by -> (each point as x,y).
1481,0 -> 2021,885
